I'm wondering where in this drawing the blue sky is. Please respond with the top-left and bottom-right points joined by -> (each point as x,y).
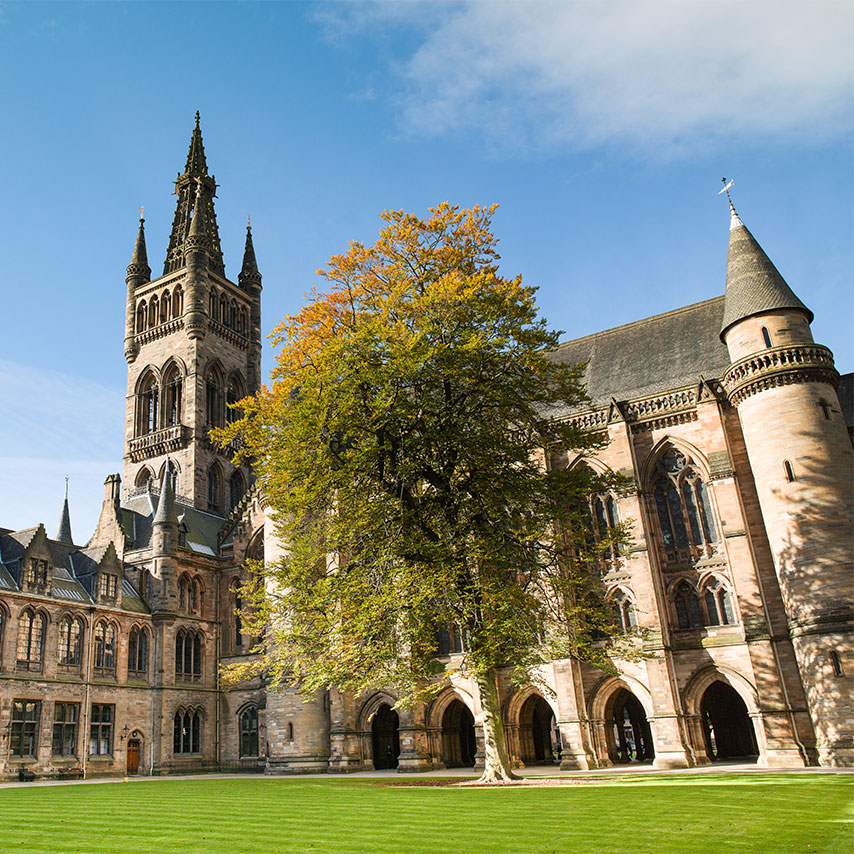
0,1 -> 851,541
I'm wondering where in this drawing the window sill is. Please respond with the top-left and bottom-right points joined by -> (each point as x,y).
8,757 -> 37,765
87,755 -> 114,762
51,756 -> 79,764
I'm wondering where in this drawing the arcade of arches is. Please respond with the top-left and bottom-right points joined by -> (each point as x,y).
371,704 -> 400,770
441,700 -> 477,768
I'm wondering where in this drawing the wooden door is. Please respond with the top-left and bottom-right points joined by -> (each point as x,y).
127,739 -> 140,775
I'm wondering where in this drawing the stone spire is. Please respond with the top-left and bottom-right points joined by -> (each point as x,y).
153,459 -> 178,527
127,216 -> 151,282
55,479 -> 73,545
238,220 -> 262,288
720,206 -> 813,341
163,112 -> 225,276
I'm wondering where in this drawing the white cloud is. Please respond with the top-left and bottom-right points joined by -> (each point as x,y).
319,0 -> 853,155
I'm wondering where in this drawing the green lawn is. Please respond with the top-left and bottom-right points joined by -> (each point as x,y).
0,773 -> 851,853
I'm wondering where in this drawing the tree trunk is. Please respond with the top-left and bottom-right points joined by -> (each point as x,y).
476,668 -> 520,783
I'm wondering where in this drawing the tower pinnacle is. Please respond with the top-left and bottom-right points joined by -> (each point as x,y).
55,478 -> 73,545
239,220 -> 262,287
127,216 -> 151,282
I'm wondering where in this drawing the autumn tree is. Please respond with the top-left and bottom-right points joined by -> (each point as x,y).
217,203 -> 633,783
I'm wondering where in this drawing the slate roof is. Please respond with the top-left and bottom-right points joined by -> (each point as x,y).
122,492 -> 224,556
720,213 -> 812,339
548,296 -> 731,414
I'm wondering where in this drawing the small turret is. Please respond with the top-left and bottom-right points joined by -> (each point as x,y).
54,479 -> 73,545
239,221 -> 262,288
239,220 -> 264,392
183,183 -> 209,341
124,216 -> 151,363
152,458 -> 178,556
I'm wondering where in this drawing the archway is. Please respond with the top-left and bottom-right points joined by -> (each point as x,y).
518,695 -> 557,764
371,704 -> 400,770
442,699 -> 476,768
604,688 -> 654,763
700,681 -> 758,761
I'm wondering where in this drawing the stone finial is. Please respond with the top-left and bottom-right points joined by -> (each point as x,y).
55,477 -> 74,545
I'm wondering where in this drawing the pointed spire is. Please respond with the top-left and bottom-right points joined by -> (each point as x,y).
720,208 -> 813,341
163,112 -> 225,276
153,459 -> 178,527
185,181 -> 209,245
239,218 -> 262,288
184,110 -> 209,178
126,215 -> 151,282
55,478 -> 73,545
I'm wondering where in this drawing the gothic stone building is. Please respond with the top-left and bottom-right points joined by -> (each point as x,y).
1,118 -> 851,779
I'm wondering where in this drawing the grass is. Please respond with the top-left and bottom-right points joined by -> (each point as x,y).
0,773 -> 851,853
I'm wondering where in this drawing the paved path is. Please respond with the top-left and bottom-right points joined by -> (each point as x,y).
2,761 -> 849,790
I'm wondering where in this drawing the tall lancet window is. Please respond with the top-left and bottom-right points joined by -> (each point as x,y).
651,448 -> 719,564
137,373 -> 159,436
164,365 -> 183,428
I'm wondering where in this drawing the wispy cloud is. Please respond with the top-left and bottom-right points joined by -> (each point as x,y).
316,0 -> 853,156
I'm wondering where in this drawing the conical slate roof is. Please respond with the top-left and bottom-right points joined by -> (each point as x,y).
153,460 -> 178,526
55,481 -> 73,545
720,208 -> 812,340
239,222 -> 262,287
127,217 -> 151,281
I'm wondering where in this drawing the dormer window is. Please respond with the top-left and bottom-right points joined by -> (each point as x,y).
100,574 -> 119,600
25,559 -> 49,587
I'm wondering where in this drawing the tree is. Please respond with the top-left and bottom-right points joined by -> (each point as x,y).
217,203 -> 634,783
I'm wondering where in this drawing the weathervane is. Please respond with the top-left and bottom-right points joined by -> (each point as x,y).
138,205 -> 144,220
719,177 -> 736,211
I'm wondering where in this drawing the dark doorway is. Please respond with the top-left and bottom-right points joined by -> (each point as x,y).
605,689 -> 654,763
518,695 -> 558,764
701,681 -> 758,761
371,704 -> 400,770
126,739 -> 140,775
441,699 -> 477,767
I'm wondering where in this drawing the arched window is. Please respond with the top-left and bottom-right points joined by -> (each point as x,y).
209,289 -> 217,318
178,574 -> 191,612
570,463 -> 621,566
173,709 -> 202,754
703,578 -> 735,626
172,287 -> 183,318
94,621 -> 116,672
830,650 -> 844,677
226,374 -> 244,425
58,615 -> 83,668
287,722 -> 294,742
239,307 -> 248,336
128,626 -> 149,675
163,364 -> 183,428
761,327 -> 772,348
229,470 -> 246,511
611,589 -> 638,633
673,582 -> 704,630
160,291 -> 170,323
191,578 -> 203,616
137,373 -> 159,436
230,300 -> 238,330
651,448 -> 719,563
784,460 -> 796,483
239,706 -> 259,757
205,366 -> 223,427
136,301 -> 147,333
16,610 -> 45,671
175,629 -> 202,681
231,580 -> 244,649
149,295 -> 159,327
135,467 -> 153,490
208,465 -> 222,513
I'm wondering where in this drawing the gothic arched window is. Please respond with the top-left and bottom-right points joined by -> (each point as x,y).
136,301 -> 147,333
703,578 -> 735,626
231,579 -> 244,649
239,706 -> 259,757
58,615 -> 83,668
93,621 -> 116,672
208,465 -> 222,513
175,629 -> 203,681
137,373 -> 159,436
611,589 -> 638,633
173,709 -> 202,754
209,290 -> 218,320
149,295 -> 159,327
205,366 -> 224,427
16,609 -> 45,671
163,364 -> 183,428
160,291 -> 170,323
226,374 -> 245,425
172,287 -> 183,318
128,626 -> 149,675
570,463 -> 621,567
673,582 -> 704,630
229,470 -> 246,511
651,448 -> 719,564
239,307 -> 248,336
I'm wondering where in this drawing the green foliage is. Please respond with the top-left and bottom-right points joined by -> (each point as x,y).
216,203 -> 639,704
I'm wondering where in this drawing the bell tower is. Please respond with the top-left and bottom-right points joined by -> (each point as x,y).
719,199 -> 854,766
122,113 -> 262,517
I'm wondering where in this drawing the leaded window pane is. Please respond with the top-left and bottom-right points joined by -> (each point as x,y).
697,481 -> 719,543
666,484 -> 688,548
654,487 -> 673,549
682,479 -> 703,546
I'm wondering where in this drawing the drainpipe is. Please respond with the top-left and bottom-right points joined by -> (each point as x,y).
82,606 -> 95,780
149,626 -> 158,776
215,567 -> 221,769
